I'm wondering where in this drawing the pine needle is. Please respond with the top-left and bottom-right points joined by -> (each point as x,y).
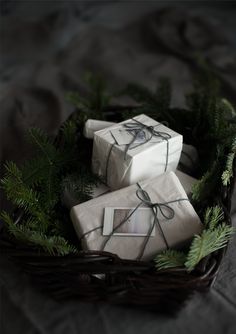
204,206 -> 224,230
155,206 -> 234,271
155,250 -> 186,270
0,212 -> 77,256
185,224 -> 235,271
221,137 -> 236,186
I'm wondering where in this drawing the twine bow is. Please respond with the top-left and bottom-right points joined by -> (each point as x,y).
99,183 -> 189,260
105,118 -> 171,185
123,118 -> 171,159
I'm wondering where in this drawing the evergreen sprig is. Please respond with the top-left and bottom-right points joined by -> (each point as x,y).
222,137 -> 236,186
184,224 -> 234,271
0,116 -> 99,254
155,206 -> 235,271
155,250 -> 186,270
1,212 -> 77,256
61,169 -> 101,206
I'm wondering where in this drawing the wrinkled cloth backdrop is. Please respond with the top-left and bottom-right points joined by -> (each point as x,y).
0,2 -> 236,334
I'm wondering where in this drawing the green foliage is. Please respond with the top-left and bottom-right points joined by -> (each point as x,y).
1,211 -> 77,255
185,224 -> 234,271
0,117 -> 99,255
60,120 -> 78,148
61,169 -> 101,205
204,206 -> 224,230
156,206 -> 235,271
221,137 -> 236,186
155,250 -> 186,270
191,161 -> 219,203
220,98 -> 236,118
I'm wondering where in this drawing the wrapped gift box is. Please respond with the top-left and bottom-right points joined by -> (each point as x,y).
70,172 -> 202,261
92,114 -> 183,190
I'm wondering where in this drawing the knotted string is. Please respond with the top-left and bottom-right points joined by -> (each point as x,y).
80,183 -> 189,260
123,118 -> 171,161
105,118 -> 171,185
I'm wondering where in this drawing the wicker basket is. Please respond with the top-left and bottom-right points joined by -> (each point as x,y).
0,107 -> 234,313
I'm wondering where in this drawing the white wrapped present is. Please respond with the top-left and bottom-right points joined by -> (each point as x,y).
70,172 -> 202,261
92,114 -> 183,190
83,119 -> 116,139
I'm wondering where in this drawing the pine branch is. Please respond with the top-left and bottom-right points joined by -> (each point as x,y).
61,169 -> 101,205
22,156 -> 52,187
191,161 -> 219,202
1,162 -> 40,212
185,224 -> 234,271
184,205 -> 234,271
1,212 -> 77,256
27,128 -> 57,164
221,137 -> 236,186
155,205 -> 234,271
155,250 -> 186,270
222,153 -> 235,186
204,206 -> 224,230
220,98 -> 236,119
60,119 -> 78,148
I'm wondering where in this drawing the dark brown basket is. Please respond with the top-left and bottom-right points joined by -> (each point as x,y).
0,107 -> 234,314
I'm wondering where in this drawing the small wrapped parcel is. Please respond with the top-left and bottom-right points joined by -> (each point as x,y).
92,114 -> 183,190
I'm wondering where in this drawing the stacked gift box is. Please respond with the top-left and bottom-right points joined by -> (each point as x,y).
70,114 -> 202,261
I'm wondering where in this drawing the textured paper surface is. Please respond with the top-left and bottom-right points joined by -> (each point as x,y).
71,172 -> 202,260
92,114 -> 183,190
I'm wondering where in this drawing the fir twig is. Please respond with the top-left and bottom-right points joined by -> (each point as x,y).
221,137 -> 236,186
0,212 -> 77,255
155,206 -> 235,271
155,250 -> 186,270
185,224 -> 234,271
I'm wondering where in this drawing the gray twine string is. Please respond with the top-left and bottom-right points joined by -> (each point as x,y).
80,183 -> 189,260
105,118 -> 171,185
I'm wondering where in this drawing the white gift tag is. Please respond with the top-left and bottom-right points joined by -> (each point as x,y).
110,129 -> 133,145
110,127 -> 163,147
103,207 -> 155,236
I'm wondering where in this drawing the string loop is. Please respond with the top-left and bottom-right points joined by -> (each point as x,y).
123,118 -> 171,159
105,118 -> 171,184
79,183 -> 189,261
